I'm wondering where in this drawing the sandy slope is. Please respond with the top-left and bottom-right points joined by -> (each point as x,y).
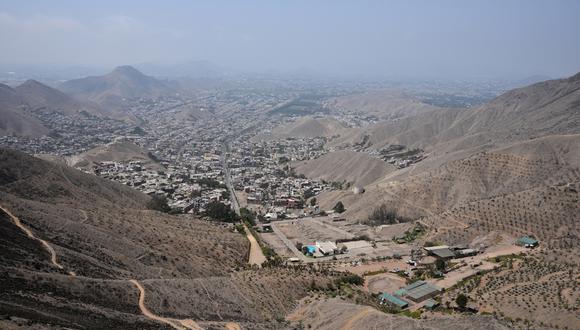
293,150 -> 394,187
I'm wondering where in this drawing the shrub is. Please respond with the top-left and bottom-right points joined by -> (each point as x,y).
456,293 -> 468,309
366,203 -> 412,226
147,194 -> 171,213
204,201 -> 239,222
333,201 -> 345,213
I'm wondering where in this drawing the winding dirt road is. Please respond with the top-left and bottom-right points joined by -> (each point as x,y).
0,205 -> 76,276
0,205 -> 240,329
129,279 -> 203,330
340,307 -> 375,330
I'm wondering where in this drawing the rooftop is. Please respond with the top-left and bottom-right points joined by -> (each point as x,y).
402,281 -> 442,301
424,246 -> 456,258
517,236 -> 539,245
379,293 -> 408,308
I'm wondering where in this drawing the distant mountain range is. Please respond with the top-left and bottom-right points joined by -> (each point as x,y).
0,79 -> 113,136
0,66 -> 181,136
0,83 -> 48,137
59,65 -> 176,110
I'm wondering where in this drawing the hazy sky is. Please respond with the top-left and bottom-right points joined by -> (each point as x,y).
1,0 -> 579,79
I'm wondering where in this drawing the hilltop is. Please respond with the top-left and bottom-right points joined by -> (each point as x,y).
323,89 -> 442,120
272,116 -> 348,138
15,79 -> 113,117
0,83 -> 48,137
67,140 -> 164,171
344,73 -> 580,153
0,79 -> 124,137
293,150 -> 394,187
59,65 -> 175,110
313,73 -> 580,229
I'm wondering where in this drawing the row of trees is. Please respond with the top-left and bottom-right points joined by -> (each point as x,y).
366,203 -> 411,226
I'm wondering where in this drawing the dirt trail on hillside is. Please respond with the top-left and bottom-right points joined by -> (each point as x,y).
225,323 -> 242,330
129,279 -> 203,330
245,225 -> 266,266
0,205 -> 76,276
340,307 -> 375,330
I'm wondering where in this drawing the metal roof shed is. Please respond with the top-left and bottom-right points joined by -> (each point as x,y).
379,293 -> 408,309
403,281 -> 442,302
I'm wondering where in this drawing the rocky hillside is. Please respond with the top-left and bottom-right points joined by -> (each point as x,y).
0,148 -> 346,329
0,83 -> 49,137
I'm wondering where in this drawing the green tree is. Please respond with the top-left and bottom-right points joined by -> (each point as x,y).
204,201 -> 239,223
240,207 -> 256,226
147,194 -> 171,213
310,197 -> 317,206
456,294 -> 468,309
435,258 -> 446,271
333,201 -> 345,213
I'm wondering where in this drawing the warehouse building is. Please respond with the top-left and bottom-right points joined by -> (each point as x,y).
379,293 -> 408,309
516,236 -> 539,248
395,281 -> 442,302
424,245 -> 456,259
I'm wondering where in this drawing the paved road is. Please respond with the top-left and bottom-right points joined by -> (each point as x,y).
222,142 -> 266,266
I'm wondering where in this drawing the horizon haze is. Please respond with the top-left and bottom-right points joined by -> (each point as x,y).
1,0 -> 580,80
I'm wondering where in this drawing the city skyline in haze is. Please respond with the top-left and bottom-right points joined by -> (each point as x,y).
1,0 -> 579,80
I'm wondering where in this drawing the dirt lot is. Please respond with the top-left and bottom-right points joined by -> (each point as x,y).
364,273 -> 406,294
334,259 -> 409,276
259,232 -> 294,258
277,218 -> 353,243
270,218 -> 414,262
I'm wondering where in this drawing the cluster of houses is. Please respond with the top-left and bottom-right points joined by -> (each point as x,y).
0,109 -> 133,156
88,150 -> 230,213
225,136 -> 333,217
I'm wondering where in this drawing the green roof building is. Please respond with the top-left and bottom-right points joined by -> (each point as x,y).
379,293 -> 408,309
516,236 -> 539,248
424,298 -> 439,310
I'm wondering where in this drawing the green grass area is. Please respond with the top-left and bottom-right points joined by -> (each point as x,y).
393,224 -> 425,243
363,269 -> 388,277
399,309 -> 422,319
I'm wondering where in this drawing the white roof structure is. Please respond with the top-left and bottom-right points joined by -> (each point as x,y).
424,245 -> 450,251
316,241 -> 338,254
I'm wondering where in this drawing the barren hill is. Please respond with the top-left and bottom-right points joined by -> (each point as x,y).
314,74 -> 580,230
323,89 -> 442,120
0,148 -> 344,329
0,83 -> 48,137
67,140 -> 163,171
293,150 -> 394,187
59,65 -> 174,110
272,116 -> 348,138
346,73 -> 580,153
14,79 -> 112,117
